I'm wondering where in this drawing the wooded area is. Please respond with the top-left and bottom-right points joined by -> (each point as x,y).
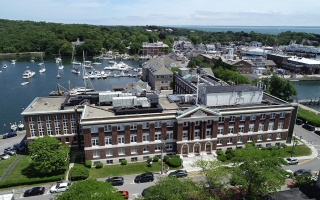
1,19 -> 320,56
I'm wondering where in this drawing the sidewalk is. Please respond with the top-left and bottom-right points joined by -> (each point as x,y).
294,138 -> 319,161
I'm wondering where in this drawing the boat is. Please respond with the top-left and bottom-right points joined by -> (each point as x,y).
22,70 -> 35,79
83,73 -> 89,80
0,71 -> 2,73
58,60 -> 64,70
39,53 -> 46,73
21,82 -> 29,86
108,60 -> 115,64
2,64 -> 7,69
56,49 -> 62,64
18,122 -> 24,130
92,56 -> 102,65
57,65 -> 61,79
71,68 -> 80,74
71,47 -> 82,65
10,123 -> 17,131
11,60 -> 16,65
31,59 -> 35,63
26,66 -> 29,69
83,61 -> 92,68
120,71 -> 128,77
104,64 -> 119,70
70,87 -> 94,93
38,63 -> 44,66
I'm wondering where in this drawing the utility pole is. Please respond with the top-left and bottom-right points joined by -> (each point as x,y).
161,139 -> 166,174
290,136 -> 296,157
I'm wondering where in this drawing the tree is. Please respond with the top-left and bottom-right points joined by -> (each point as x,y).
141,176 -> 208,200
55,179 -> 124,200
28,136 -> 69,174
269,75 -> 297,101
231,147 -> 288,199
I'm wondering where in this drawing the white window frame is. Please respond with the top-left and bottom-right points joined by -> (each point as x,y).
155,145 -> 161,151
267,133 -> 272,140
257,134 -> 262,141
106,149 -> 113,156
207,120 -> 212,125
239,125 -> 244,133
104,125 -> 112,132
195,121 -> 200,126
155,132 -> 161,141
248,136 -> 253,142
183,122 -> 188,127
166,143 -> 173,150
237,136 -> 242,143
218,127 -> 224,135
280,112 -> 285,118
93,150 -> 100,158
118,147 -> 125,155
54,116 -> 61,135
105,136 -> 112,145
278,121 -> 284,130
217,139 -> 222,145
118,135 -> 125,144
117,124 -> 124,131
130,123 -> 137,130
250,114 -> 256,121
63,115 -> 69,135
227,138 -> 233,144
155,121 -> 162,128
276,133 -> 282,139
260,114 -> 266,120
270,113 -> 276,119
167,120 -> 173,127
194,129 -> 200,139
240,115 -> 246,121
131,147 -> 137,154
45,116 -> 52,136
219,117 -> 225,123
182,130 -> 188,140
92,137 -> 99,146
249,124 -> 254,132
143,146 -> 149,153
229,116 -> 235,122
130,134 -> 137,143
143,122 -> 149,129
258,123 -> 264,132
268,122 -> 274,131
91,126 -> 98,133
142,133 -> 149,142
228,126 -> 234,134
206,129 -> 211,139
166,131 -> 173,140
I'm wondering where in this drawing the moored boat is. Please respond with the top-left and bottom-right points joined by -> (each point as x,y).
22,70 -> 35,79
21,82 -> 29,86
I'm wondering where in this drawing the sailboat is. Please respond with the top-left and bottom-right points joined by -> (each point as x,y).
39,53 -> 46,73
56,49 -> 62,64
71,46 -> 81,65
57,65 -> 61,79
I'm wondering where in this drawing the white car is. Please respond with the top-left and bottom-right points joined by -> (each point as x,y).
50,183 -> 68,193
1,153 -> 10,160
284,157 -> 299,165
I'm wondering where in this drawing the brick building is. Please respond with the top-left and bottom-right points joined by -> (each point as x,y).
142,42 -> 169,56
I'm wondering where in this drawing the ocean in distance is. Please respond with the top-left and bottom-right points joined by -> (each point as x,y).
0,56 -> 141,134
172,26 -> 320,34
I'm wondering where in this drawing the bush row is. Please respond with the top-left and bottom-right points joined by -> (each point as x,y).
0,175 -> 62,189
70,165 -> 89,181
164,155 -> 182,167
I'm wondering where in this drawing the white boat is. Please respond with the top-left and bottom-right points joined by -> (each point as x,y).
38,63 -> 44,66
11,124 -> 17,131
0,71 -> 2,73
26,66 -> 29,69
120,71 -> 128,77
56,49 -> 62,63
71,68 -> 80,74
21,82 -> 29,86
71,47 -> 81,65
83,73 -> 89,80
39,53 -> 46,73
99,55 -> 114,60
71,87 -> 94,93
96,73 -> 102,79
58,60 -> 64,69
11,60 -> 16,65
22,70 -> 35,79
104,64 -> 119,70
108,60 -> 115,64
18,123 -> 24,130
31,59 -> 35,63
92,62 -> 102,65
83,61 -> 92,69
2,64 -> 7,69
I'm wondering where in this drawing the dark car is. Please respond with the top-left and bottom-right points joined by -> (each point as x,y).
302,124 -> 315,131
2,132 -> 17,139
296,118 -> 303,125
293,169 -> 311,176
134,172 -> 154,183
4,147 -> 16,155
106,176 -> 124,186
23,187 -> 45,197
13,143 -> 26,152
315,130 -> 320,136
141,188 -> 149,197
168,170 -> 188,178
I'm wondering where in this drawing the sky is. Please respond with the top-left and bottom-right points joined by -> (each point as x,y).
1,0 -> 320,26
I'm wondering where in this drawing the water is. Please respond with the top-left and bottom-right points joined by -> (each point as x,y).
172,26 -> 320,34
0,56 -> 141,134
292,81 -> 320,111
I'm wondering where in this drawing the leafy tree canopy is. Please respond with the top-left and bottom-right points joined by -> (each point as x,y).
268,75 -> 297,101
28,136 -> 69,174
213,66 -> 251,84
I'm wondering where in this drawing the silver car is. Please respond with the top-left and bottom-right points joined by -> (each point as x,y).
1,153 -> 10,160
285,157 -> 299,165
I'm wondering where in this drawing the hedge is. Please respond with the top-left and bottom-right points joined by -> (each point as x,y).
226,153 -> 233,160
217,155 -> 227,162
0,175 -> 62,189
121,159 -> 127,165
95,162 -> 103,168
163,155 -> 170,162
70,165 -> 89,181
85,160 -> 92,168
167,157 -> 182,167
147,157 -> 152,162
153,156 -> 159,162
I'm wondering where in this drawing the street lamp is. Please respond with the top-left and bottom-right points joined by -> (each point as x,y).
161,139 -> 166,175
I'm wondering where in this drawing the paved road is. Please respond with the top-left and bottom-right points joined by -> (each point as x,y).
0,131 -> 26,153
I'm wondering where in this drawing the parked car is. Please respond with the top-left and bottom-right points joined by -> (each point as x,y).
117,190 -> 129,199
284,157 -> 299,165
2,132 -> 17,139
302,123 -> 315,131
168,170 -> 188,178
1,153 -> 10,160
294,169 -> 311,176
4,147 -> 16,155
296,118 -> 303,125
13,143 -> 26,152
106,177 -> 124,186
141,188 -> 149,197
50,182 -> 68,193
23,187 -> 45,197
134,172 -> 154,183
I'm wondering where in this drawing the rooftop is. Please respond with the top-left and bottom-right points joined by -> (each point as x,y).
288,56 -> 320,65
142,42 -> 169,48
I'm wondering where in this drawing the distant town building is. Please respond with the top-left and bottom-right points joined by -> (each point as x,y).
142,42 -> 169,56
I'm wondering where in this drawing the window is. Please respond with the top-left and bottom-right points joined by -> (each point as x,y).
155,132 -> 161,141
219,117 -> 225,123
270,113 -> 276,119
278,121 -> 284,130
131,157 -> 138,162
260,114 -> 266,120
73,136 -> 78,143
155,145 -> 161,151
268,122 -> 274,131
38,117 -> 44,137
257,134 -> 262,141
237,137 -> 242,143
250,114 -> 256,121
130,123 -> 137,130
276,133 -> 282,139
106,149 -> 113,156
104,125 -> 112,132
143,146 -> 149,152
63,115 -> 69,134
45,116 -> 53,136
105,136 -> 112,145
194,130 -> 200,139
106,160 -> 113,164
117,124 -> 124,131
166,131 -> 173,140
130,134 -> 137,143
207,120 -> 212,125
70,115 -> 77,134
206,129 -> 211,138
227,138 -> 233,144
155,121 -> 162,128
280,112 -> 285,118
93,150 -> 100,158
92,137 -> 99,146
143,122 -> 149,129
183,122 -> 188,127
166,143 -> 173,150
217,139 -> 222,145
240,115 -> 246,121
239,125 -> 244,133
54,116 -> 61,135
91,126 -> 98,133
249,124 -> 254,132
167,120 -> 173,127
229,116 -> 235,122
118,148 -> 125,155
258,123 -> 264,132
267,134 -> 272,140
248,136 -> 253,142
142,133 -> 149,142
218,127 -> 224,135
183,130 -> 188,140
118,135 -> 125,144
195,121 -> 200,126
131,147 -> 137,154
228,126 -> 234,134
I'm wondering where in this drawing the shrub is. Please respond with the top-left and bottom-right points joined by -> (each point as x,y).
281,143 -> 287,148
164,155 -> 170,162
95,162 -> 103,168
85,160 -> 92,168
0,176 -> 62,189
167,157 -> 182,167
226,149 -> 235,157
121,159 -> 127,165
216,150 -> 225,156
153,156 -> 159,162
69,165 -> 89,181
147,157 -> 152,162
217,155 -> 227,162
174,154 -> 180,159
226,153 -> 233,160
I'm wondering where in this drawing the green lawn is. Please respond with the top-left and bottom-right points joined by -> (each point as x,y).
88,161 -> 181,179
278,143 -> 312,158
4,155 -> 31,181
0,156 -> 18,178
